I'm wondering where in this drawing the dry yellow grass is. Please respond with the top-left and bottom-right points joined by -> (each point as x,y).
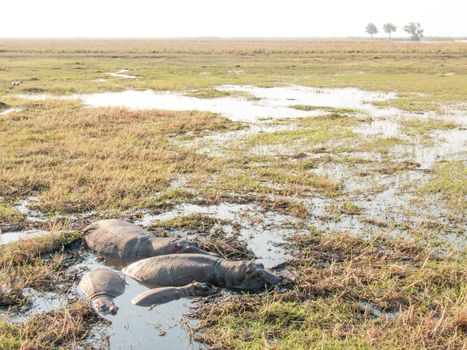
0,100 -> 238,213
0,300 -> 101,349
1,39 -> 466,54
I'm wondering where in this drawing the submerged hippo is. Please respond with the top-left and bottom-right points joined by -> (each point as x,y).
122,253 -> 282,291
83,219 -> 212,264
131,282 -> 215,307
79,269 -> 125,315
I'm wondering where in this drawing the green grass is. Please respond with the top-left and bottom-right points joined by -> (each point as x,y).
0,300 -> 100,349
1,41 -> 466,112
0,231 -> 81,307
420,161 -> 466,211
289,105 -> 358,114
150,213 -> 220,232
400,117 -> 458,136
0,200 -> 25,231
338,137 -> 407,154
186,88 -> 257,100
372,94 -> 443,112
245,115 -> 359,149
193,229 -> 467,349
0,100 -> 238,214
341,201 -> 364,215
1,40 -> 466,349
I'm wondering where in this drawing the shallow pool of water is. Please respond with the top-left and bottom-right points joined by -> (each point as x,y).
0,229 -> 49,244
0,107 -> 21,115
75,256 -> 201,350
106,69 -> 137,79
18,85 -> 397,123
138,202 -> 291,268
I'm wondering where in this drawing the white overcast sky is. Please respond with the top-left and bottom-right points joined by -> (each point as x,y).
1,0 -> 466,38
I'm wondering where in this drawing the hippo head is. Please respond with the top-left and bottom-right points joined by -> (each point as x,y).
189,282 -> 215,297
234,262 -> 283,291
171,239 -> 217,256
92,295 -> 119,315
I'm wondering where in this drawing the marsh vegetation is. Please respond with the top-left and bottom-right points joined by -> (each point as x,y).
0,40 -> 465,349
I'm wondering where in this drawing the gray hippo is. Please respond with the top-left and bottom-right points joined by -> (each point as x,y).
78,269 -> 125,315
83,219 -> 212,264
122,253 -> 282,291
131,282 -> 215,307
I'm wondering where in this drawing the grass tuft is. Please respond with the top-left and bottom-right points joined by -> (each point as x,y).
0,300 -> 101,349
420,161 -> 466,211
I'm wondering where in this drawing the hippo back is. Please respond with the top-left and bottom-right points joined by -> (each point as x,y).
79,269 -> 125,299
83,219 -> 156,260
122,254 -> 221,287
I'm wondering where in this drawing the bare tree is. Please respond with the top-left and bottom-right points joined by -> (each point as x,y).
403,22 -> 424,41
366,23 -> 378,39
383,23 -> 397,39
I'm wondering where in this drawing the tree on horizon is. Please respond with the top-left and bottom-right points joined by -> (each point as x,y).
366,23 -> 378,39
404,22 -> 424,41
383,23 -> 397,39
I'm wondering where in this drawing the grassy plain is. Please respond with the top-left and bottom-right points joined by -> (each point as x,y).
1,40 -> 467,111
0,40 -> 465,349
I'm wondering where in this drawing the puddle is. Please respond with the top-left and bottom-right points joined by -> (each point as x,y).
409,129 -> 466,169
106,69 -> 137,79
13,197 -> 48,223
0,229 -> 48,244
3,202 -> 294,349
9,289 -> 68,323
0,107 -> 21,115
138,202 -> 291,268
75,255 -> 201,350
17,85 -> 395,123
353,119 -> 400,137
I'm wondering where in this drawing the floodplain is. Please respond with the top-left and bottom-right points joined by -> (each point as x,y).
0,40 -> 466,349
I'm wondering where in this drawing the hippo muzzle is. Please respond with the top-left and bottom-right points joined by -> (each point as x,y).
92,295 -> 119,315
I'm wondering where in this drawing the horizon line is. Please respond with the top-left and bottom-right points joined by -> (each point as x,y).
1,36 -> 466,40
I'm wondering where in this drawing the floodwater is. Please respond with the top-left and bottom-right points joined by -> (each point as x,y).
18,85 -> 395,122
7,83 -> 467,349
106,69 -> 137,79
0,229 -> 48,244
76,254 -> 202,350
137,202 -> 292,268
3,202 -> 291,349
0,107 -> 21,115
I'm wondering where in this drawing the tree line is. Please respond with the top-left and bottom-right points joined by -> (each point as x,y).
365,22 -> 424,41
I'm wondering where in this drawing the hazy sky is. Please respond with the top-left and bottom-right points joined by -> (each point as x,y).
1,0 -> 466,38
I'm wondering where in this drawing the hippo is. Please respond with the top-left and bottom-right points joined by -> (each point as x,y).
78,269 -> 125,315
83,219 -> 212,264
122,253 -> 282,291
131,282 -> 215,307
